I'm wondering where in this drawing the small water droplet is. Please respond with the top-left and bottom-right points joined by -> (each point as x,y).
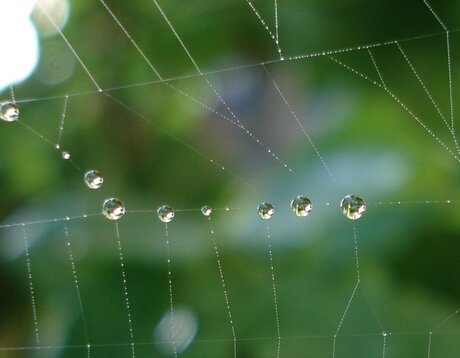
54,144 -> 60,150
201,206 -> 212,217
257,202 -> 274,220
84,169 -> 104,189
102,198 -> 126,220
291,195 -> 312,217
340,195 -> 366,220
158,205 -> 175,223
0,101 -> 19,122
62,151 -> 71,160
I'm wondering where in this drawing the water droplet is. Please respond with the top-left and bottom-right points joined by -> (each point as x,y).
201,206 -> 212,217
0,101 -> 19,122
158,205 -> 175,223
62,151 -> 70,160
340,195 -> 366,220
84,169 -> 103,189
102,198 -> 126,220
291,195 -> 312,217
257,202 -> 274,220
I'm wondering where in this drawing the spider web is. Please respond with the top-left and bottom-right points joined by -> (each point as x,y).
1,0 -> 460,357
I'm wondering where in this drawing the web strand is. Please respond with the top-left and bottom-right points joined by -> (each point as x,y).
367,49 -> 386,89
395,41 -> 460,155
17,120 -> 54,147
114,223 -> 136,358
266,225 -> 281,358
34,0 -> 102,92
328,55 -> 460,165
352,224 -> 360,280
274,0 -> 280,45
9,85 -> 16,103
163,223 -> 178,358
422,0 -> 455,139
97,0 -> 163,80
56,95 -> 69,149
382,333 -> 387,358
262,64 -> 334,180
332,223 -> 362,358
22,225 -> 40,347
207,217 -> 237,358
63,223 -> 91,358
424,307 -> 460,358
244,0 -> 283,58
332,280 -> 360,358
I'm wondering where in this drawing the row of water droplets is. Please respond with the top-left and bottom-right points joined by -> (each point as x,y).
101,195 -> 367,222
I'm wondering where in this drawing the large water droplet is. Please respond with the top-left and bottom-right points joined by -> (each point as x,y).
0,101 -> 19,122
158,205 -> 175,223
102,198 -> 126,220
340,195 -> 366,220
201,206 -> 212,217
257,202 -> 274,220
291,195 -> 312,217
84,169 -> 103,189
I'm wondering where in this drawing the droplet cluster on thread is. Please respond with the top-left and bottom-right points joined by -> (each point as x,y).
99,195 -> 366,221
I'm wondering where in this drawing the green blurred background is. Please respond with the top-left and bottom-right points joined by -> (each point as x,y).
1,0 -> 460,356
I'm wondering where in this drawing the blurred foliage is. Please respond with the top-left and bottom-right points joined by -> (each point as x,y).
1,0 -> 460,357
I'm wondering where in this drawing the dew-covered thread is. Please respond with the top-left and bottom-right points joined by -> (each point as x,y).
332,224 -> 362,358
266,226 -> 281,358
64,224 -> 91,357
114,223 -> 136,358
22,225 -> 40,346
207,217 -> 237,358
163,223 -> 178,358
